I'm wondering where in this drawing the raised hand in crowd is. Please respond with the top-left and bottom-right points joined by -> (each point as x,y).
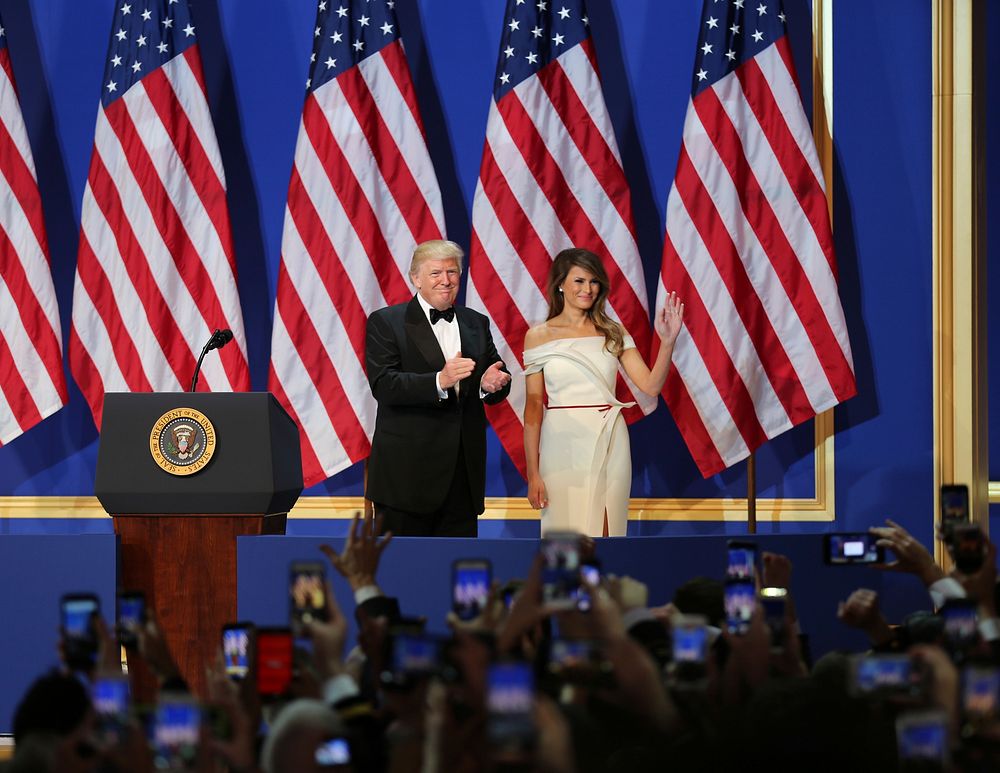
205,659 -> 260,773
911,644 -> 962,742
870,518 -> 946,587
496,553 -> 550,656
721,604 -> 771,705
838,588 -> 895,649
584,571 -> 679,735
136,612 -> 185,689
533,694 -> 576,773
761,550 -> 798,622
320,510 -> 392,592
955,537 -> 998,613
761,550 -> 792,590
304,579 -> 350,683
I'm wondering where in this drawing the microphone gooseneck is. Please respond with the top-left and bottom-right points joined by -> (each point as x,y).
189,328 -> 234,392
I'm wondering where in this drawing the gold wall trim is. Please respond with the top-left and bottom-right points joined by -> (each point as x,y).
809,0 -> 838,524
0,6 -> 840,526
931,0 -> 988,563
0,496 -> 106,518
0,493 -> 834,523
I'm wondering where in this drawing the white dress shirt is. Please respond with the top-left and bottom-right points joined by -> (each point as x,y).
416,294 -> 461,398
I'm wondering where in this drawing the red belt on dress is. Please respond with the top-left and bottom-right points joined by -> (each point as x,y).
547,404 -> 613,412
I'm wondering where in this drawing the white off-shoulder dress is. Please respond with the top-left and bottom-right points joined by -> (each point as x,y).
522,336 -> 635,537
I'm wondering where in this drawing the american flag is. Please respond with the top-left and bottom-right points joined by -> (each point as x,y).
0,18 -> 68,445
658,0 -> 856,477
70,0 -> 250,427
468,0 -> 655,475
269,0 -> 445,487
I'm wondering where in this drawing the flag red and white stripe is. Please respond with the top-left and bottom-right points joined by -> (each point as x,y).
70,1 -> 249,427
468,1 -> 655,475
658,1 -> 856,477
0,27 -> 67,445
269,1 -> 445,487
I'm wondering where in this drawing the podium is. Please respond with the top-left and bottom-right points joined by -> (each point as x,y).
96,393 -> 302,696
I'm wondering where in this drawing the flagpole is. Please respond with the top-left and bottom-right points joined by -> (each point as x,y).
747,452 -> 757,534
364,459 -> 374,519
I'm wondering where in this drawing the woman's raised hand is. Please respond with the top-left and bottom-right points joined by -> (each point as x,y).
655,291 -> 684,343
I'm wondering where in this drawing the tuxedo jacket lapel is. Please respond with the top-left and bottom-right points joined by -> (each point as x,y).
457,309 -> 479,403
404,297 -> 446,371
458,310 -> 479,358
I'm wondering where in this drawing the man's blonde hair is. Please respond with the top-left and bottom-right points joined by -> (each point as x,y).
408,240 -> 464,279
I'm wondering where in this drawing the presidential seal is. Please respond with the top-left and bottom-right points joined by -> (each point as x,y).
149,408 -> 217,476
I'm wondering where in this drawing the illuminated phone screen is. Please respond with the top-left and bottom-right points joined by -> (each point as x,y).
453,562 -> 490,621
256,630 -> 293,696
223,627 -> 250,679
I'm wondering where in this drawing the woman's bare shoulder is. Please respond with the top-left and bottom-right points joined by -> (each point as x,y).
524,323 -> 553,349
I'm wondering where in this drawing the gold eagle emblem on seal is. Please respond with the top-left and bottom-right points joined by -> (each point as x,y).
149,408 -> 216,476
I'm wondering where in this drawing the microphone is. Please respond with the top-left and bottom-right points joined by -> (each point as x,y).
206,328 -> 234,352
190,328 -> 234,392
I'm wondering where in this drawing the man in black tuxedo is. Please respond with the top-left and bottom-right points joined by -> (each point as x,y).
365,240 -> 511,537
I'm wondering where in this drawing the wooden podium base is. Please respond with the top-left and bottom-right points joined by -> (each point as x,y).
113,513 -> 286,698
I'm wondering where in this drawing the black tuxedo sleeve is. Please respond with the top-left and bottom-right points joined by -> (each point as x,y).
366,311 -> 441,406
478,317 -> 511,407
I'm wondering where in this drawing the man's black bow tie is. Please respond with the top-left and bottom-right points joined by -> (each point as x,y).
430,307 -> 455,324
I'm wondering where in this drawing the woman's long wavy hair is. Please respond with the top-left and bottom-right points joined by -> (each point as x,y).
545,248 -> 624,355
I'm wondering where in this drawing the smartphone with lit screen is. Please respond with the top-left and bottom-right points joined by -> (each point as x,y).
940,598 -> 978,657
117,591 -> 145,650
153,694 -> 200,771
962,665 -> 1000,726
540,532 -> 581,610
487,662 -> 535,751
256,627 -> 293,699
289,561 -> 328,638
672,614 -> 708,686
93,675 -> 130,745
851,654 -> 928,700
222,622 -> 253,681
452,559 -> 491,621
724,579 -> 755,635
725,540 -> 757,581
896,710 -> 948,768
940,484 -> 969,536
61,593 -> 100,672
823,533 -> 884,565
315,737 -> 351,766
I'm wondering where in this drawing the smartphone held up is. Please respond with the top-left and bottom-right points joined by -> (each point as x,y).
725,540 -> 757,581
61,593 -> 100,672
117,590 -> 145,650
256,627 -> 293,700
222,622 -> 253,681
823,533 -> 884,565
289,561 -> 328,637
452,559 -> 491,621
724,579 -> 755,635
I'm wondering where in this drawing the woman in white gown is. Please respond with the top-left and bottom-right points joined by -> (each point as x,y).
523,248 -> 683,537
